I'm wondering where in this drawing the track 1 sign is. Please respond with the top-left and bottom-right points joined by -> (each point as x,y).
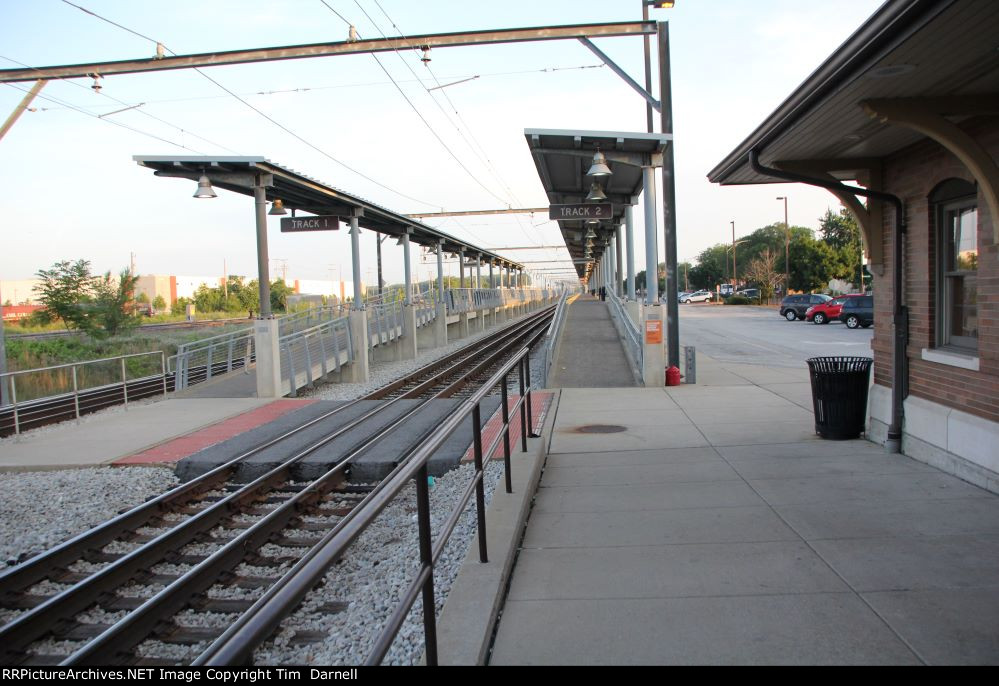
280,215 -> 340,232
549,203 -> 612,221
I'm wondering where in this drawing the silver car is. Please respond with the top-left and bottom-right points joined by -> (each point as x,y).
681,290 -> 713,303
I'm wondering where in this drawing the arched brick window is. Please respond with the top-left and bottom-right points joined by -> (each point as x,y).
930,178 -> 978,351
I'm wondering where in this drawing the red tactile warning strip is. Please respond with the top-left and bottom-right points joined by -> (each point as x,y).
460,392 -> 554,463
115,399 -> 317,465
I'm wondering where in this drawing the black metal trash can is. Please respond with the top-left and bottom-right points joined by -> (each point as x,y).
806,356 -> 873,440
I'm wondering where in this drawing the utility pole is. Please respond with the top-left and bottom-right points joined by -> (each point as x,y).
777,196 -> 789,296
731,221 -> 737,288
376,232 -> 383,298
0,282 -> 7,406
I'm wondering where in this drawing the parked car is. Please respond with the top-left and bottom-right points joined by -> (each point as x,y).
838,294 -> 874,328
806,293 -> 864,324
681,290 -> 713,303
780,293 -> 831,321
677,291 -> 692,302
719,283 -> 735,296
736,288 -> 760,300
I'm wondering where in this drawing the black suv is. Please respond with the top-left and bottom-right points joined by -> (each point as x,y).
780,294 -> 831,321
839,295 -> 874,329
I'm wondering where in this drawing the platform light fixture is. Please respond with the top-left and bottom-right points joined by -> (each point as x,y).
268,199 -> 287,215
193,173 -> 216,199
585,181 -> 608,202
586,149 -> 612,178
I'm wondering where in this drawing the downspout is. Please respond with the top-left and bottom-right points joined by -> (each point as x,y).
749,149 -> 907,453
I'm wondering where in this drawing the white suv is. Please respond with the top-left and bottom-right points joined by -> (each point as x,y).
681,290 -> 713,303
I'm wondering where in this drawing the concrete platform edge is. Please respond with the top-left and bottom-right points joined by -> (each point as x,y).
433,390 -> 559,666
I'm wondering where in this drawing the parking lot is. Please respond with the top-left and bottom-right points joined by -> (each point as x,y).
678,303 -> 874,369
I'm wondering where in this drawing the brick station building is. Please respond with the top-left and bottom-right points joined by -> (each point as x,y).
709,0 -> 999,492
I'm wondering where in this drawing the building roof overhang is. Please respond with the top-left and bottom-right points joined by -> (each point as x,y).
707,0 -> 999,187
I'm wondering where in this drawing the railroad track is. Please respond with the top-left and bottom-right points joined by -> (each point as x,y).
0,306 -> 553,665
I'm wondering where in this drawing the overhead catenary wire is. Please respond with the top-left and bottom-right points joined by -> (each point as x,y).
58,0 -> 440,209
0,54 -> 242,155
3,81 -> 207,153
320,0 -> 511,209
361,0 -> 548,249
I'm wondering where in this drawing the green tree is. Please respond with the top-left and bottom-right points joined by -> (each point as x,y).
32,259 -> 93,329
152,295 -> 166,311
79,269 -> 142,338
269,278 -> 295,313
171,296 -> 191,316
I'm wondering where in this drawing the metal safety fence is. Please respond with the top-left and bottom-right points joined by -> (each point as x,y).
608,290 -> 643,373
0,351 -> 169,435
278,316 -> 353,397
172,328 -> 254,391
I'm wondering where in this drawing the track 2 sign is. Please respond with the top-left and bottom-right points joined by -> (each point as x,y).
548,204 -> 613,221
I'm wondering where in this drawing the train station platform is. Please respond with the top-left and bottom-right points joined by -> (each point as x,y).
487,353 -> 999,665
0,398 -> 287,470
549,295 -> 636,387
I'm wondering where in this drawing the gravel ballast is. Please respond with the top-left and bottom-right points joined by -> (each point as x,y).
253,460 -> 506,666
0,466 -> 179,566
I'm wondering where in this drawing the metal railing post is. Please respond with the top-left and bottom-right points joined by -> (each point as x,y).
206,343 -> 214,381
121,357 -> 128,406
501,373 -> 512,494
11,378 -> 19,434
518,359 -> 528,452
472,403 -> 488,562
161,352 -> 168,396
525,355 -> 534,436
72,366 -> 80,419
284,342 -> 297,397
415,463 -> 438,666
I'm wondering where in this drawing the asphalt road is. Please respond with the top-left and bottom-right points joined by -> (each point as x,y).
677,303 -> 874,369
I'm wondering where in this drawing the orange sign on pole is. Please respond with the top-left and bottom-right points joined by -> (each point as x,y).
645,320 -> 663,344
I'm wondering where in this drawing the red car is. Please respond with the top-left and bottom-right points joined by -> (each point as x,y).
805,294 -> 864,325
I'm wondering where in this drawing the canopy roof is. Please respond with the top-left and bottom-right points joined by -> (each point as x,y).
524,129 -> 671,277
133,155 -> 524,269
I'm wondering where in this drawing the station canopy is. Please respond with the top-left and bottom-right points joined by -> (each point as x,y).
524,128 -> 672,277
133,156 -> 523,270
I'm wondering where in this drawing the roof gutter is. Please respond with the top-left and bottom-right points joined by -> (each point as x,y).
749,149 -> 906,453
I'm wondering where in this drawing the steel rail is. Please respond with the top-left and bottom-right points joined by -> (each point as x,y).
0,308 -> 551,662
64,310 -> 554,664
196,333 -> 543,666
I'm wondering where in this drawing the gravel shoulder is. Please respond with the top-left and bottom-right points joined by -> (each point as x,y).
0,465 -> 179,566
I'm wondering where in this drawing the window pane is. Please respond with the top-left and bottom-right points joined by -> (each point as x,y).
948,275 -> 977,340
950,207 -> 978,272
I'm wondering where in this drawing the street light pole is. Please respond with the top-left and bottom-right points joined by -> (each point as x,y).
777,196 -> 789,296
731,220 -> 737,288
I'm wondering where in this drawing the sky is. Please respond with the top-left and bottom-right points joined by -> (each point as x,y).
0,0 -> 884,291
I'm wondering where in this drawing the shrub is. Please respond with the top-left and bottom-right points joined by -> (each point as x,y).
725,295 -> 752,305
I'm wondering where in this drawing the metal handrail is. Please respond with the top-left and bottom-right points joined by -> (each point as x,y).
194,339 -> 542,666
608,290 -> 642,372
173,328 -> 255,390
0,351 -> 168,434
542,290 -> 571,387
278,315 -> 352,397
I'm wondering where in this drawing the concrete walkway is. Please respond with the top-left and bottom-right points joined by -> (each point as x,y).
0,398 -> 275,470
491,353 -> 999,665
549,296 -> 636,388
